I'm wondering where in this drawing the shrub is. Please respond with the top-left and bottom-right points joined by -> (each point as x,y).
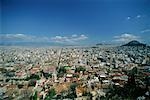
45,88 -> 56,99
75,66 -> 86,73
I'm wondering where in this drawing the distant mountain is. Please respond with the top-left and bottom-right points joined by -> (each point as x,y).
96,43 -> 111,46
122,40 -> 146,46
96,43 -> 103,45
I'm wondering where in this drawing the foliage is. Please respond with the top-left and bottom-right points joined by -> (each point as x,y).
75,66 -> 86,73
28,79 -> 36,87
104,67 -> 147,99
57,72 -> 64,78
43,73 -> 52,79
5,71 -> 15,77
65,83 -> 78,99
105,83 -> 147,99
58,66 -> 67,74
45,88 -> 56,99
18,84 -> 24,89
73,74 -> 79,78
128,67 -> 138,76
26,74 -> 40,81
70,83 -> 78,92
65,93 -> 77,99
5,79 -> 10,82
57,66 -> 69,78
33,91 -> 38,100
30,74 -> 40,80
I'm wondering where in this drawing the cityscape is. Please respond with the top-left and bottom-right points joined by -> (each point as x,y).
0,41 -> 150,100
1,0 -> 150,100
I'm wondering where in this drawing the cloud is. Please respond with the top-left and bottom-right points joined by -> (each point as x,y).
141,29 -> 150,33
136,15 -> 141,18
71,34 -> 78,37
0,33 -> 88,44
0,34 -> 31,40
126,15 -> 142,20
0,34 -> 49,42
114,33 -> 140,43
126,16 -> 131,20
51,34 -> 88,43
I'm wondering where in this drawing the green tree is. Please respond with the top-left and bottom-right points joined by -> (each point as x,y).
145,76 -> 150,90
58,66 -> 66,74
45,88 -> 56,99
30,74 -> 40,80
66,83 -> 78,98
33,91 -> 38,100
75,66 -> 86,73
127,67 -> 138,86
73,74 -> 79,78
26,74 -> 40,81
70,83 -> 78,92
132,67 -> 138,75
43,73 -> 52,79
57,66 -> 67,78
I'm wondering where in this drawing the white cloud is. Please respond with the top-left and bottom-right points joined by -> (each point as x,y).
0,34 -> 49,42
126,16 -> 131,20
71,34 -> 78,37
51,34 -> 88,43
141,29 -> 150,33
126,15 -> 142,20
0,34 -> 30,40
114,33 -> 140,43
136,15 -> 141,18
0,33 -> 88,44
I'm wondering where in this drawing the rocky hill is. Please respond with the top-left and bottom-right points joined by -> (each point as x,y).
122,40 -> 146,47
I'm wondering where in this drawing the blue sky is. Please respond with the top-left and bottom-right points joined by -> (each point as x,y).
1,0 -> 150,45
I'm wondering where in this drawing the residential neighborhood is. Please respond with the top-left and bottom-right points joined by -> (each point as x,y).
0,41 -> 150,100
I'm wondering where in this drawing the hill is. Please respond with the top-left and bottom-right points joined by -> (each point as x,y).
122,40 -> 146,47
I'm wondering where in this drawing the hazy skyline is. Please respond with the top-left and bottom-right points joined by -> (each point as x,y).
1,0 -> 150,45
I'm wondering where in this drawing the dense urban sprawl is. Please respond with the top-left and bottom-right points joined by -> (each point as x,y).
0,42 -> 150,100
